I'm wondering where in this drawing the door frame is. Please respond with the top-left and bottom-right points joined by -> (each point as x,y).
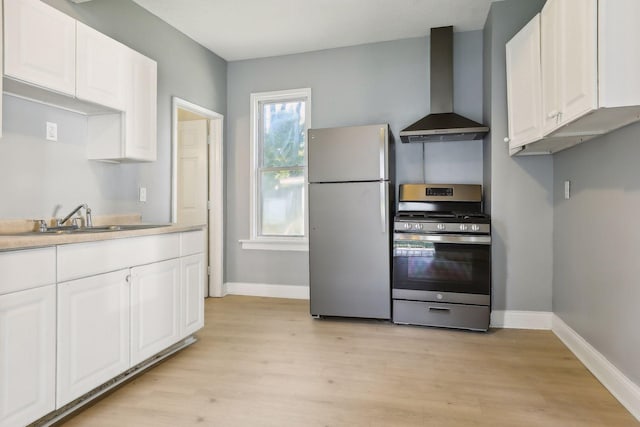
171,97 -> 224,298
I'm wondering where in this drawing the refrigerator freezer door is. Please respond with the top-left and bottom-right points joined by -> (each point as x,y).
308,124 -> 389,183
309,181 -> 391,319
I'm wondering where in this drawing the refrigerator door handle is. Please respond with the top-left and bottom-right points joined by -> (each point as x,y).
379,126 -> 386,180
380,182 -> 387,233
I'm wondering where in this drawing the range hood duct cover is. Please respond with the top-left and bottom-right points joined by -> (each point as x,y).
400,26 -> 489,143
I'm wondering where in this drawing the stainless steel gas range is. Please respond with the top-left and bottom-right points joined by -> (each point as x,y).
392,184 -> 491,331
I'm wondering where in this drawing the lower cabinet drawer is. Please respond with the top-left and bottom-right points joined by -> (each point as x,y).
393,300 -> 490,331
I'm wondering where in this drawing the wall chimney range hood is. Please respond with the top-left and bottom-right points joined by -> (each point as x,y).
400,26 -> 489,143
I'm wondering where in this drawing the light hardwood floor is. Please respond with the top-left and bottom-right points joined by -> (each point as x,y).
62,296 -> 638,426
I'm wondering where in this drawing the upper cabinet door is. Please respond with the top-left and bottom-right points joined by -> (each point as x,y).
124,50 -> 158,161
76,22 -> 129,111
3,0 -> 76,96
542,0 -> 597,135
558,0 -> 597,126
541,0 -> 561,135
506,14 -> 542,150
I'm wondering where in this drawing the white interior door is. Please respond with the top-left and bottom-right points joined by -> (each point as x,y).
172,98 -> 224,299
177,120 -> 208,226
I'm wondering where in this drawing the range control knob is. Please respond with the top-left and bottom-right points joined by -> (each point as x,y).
471,224 -> 480,232
414,223 -> 423,230
403,222 -> 411,230
437,223 -> 446,231
459,224 -> 469,232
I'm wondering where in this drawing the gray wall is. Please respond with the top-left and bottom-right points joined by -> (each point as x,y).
483,0 -> 552,311
0,0 -> 226,221
226,33 -> 484,286
554,123 -> 640,384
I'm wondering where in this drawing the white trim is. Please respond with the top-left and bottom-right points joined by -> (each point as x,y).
552,315 -> 640,422
208,117 -> 224,297
490,310 -> 552,330
224,282 -> 310,300
247,88 -> 311,249
239,238 -> 308,252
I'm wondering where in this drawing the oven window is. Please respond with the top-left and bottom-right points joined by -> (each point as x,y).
393,242 -> 491,295
407,253 -> 473,282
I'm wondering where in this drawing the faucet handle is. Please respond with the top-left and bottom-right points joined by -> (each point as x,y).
34,220 -> 48,232
85,207 -> 93,228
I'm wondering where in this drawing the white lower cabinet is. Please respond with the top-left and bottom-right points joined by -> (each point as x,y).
0,285 -> 56,427
57,269 -> 130,408
130,259 -> 181,366
181,254 -> 205,337
1,231 -> 205,422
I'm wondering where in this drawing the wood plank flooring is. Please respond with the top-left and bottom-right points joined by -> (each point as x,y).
61,296 -> 638,426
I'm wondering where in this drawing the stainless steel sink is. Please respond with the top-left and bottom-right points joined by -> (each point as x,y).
0,224 -> 169,236
76,224 -> 169,232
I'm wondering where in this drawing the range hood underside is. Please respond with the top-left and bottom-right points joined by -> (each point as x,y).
400,112 -> 489,143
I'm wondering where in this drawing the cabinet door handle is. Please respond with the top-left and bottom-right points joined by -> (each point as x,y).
126,275 -> 131,284
547,110 -> 558,119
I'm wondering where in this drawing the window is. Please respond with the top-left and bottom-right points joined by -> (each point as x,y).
241,88 -> 311,251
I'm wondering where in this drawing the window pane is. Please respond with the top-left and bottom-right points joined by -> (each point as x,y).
261,100 -> 305,168
260,168 -> 305,236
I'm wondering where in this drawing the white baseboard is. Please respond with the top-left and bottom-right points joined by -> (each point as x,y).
552,315 -> 640,422
490,310 -> 552,330
224,282 -> 310,300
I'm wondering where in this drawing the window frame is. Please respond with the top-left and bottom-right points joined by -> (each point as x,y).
241,88 -> 311,252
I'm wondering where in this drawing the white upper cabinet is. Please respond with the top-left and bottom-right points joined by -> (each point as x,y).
540,0 -> 561,135
1,0 -> 3,139
542,0 -> 597,133
3,0 -> 76,96
506,14 -> 543,152
88,49 -> 158,162
76,22 -> 129,111
125,50 -> 158,161
3,0 -> 158,162
508,0 -> 640,155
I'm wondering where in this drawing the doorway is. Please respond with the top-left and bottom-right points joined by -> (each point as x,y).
171,97 -> 224,298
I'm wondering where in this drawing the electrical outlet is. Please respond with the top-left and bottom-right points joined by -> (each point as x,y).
564,180 -> 571,200
46,122 -> 58,141
139,187 -> 147,202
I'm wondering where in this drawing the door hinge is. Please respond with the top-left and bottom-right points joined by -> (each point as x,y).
207,200 -> 212,210
207,266 -> 211,275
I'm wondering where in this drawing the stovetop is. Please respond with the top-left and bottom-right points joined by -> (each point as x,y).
394,210 -> 491,234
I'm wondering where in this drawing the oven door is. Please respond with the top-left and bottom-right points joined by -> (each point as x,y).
392,233 -> 491,304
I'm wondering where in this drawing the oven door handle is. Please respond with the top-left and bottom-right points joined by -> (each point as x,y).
394,233 -> 491,245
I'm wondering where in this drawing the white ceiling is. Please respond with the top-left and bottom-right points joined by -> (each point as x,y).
131,0 -> 494,61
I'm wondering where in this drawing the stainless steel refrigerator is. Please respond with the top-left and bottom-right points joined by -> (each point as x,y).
308,124 -> 394,319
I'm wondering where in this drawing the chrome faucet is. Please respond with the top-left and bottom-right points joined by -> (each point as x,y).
57,204 -> 93,228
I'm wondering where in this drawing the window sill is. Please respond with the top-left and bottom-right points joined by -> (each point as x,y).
239,238 -> 309,252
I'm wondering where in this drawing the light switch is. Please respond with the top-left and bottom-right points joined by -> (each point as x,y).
139,187 -> 147,202
564,180 -> 571,200
46,122 -> 58,141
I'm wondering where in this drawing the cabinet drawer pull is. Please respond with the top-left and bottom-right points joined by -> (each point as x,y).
428,306 -> 451,312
